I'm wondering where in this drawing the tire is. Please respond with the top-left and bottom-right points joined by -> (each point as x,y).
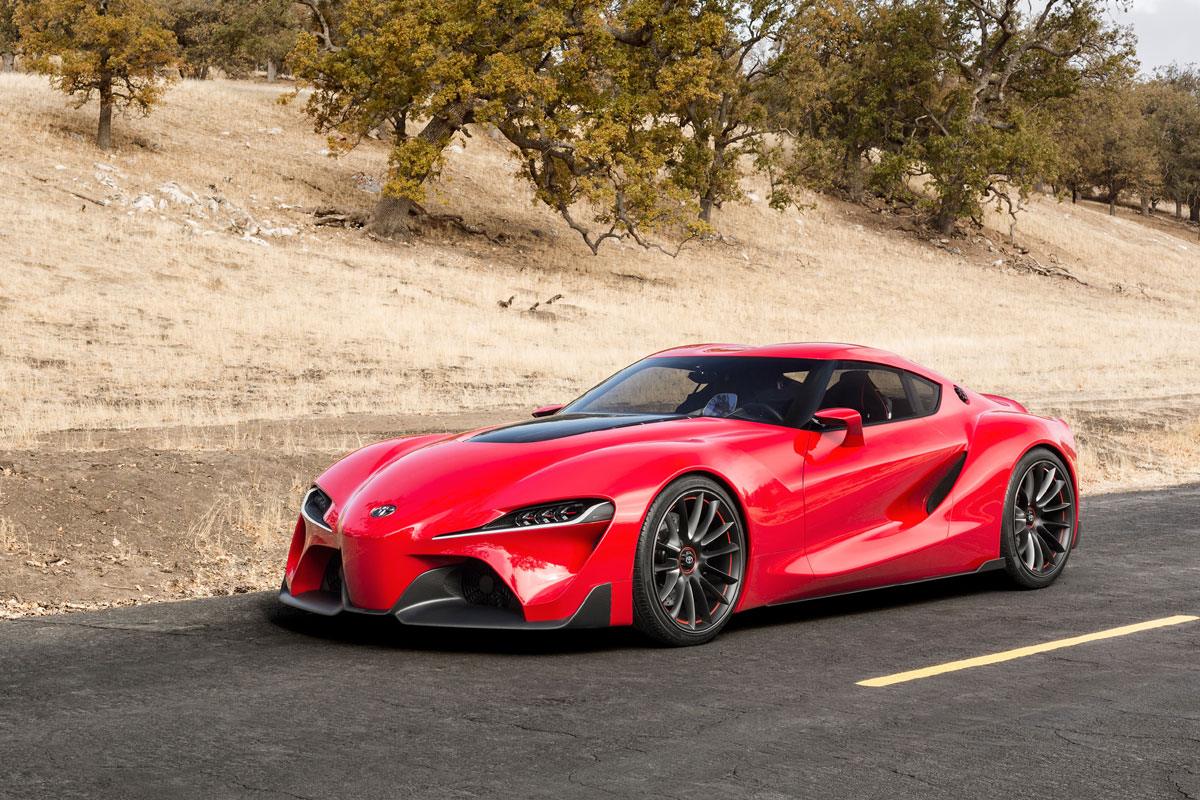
1000,447 -> 1077,589
632,476 -> 747,646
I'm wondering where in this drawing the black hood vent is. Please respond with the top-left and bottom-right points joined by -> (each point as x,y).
469,413 -> 677,444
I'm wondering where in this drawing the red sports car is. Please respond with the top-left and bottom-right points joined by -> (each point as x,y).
281,343 -> 1079,645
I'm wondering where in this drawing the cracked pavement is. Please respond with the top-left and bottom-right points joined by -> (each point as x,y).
1,483 -> 1197,799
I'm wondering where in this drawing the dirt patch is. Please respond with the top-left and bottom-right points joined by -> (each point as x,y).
0,410 -> 517,618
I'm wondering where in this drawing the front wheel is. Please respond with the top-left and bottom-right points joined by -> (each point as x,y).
1000,448 -> 1077,589
632,476 -> 747,646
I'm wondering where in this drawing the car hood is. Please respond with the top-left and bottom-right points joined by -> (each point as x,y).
320,414 -> 777,538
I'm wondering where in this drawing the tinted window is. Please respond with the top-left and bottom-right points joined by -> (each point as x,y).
563,356 -> 827,426
909,374 -> 942,415
819,363 -> 940,424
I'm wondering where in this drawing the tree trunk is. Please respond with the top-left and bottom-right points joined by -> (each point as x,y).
97,101 -> 113,149
846,153 -> 864,204
368,103 -> 470,238
933,195 -> 960,236
97,43 -> 113,149
1190,203 -> 1199,223
1108,192 -> 1117,216
1,53 -> 14,73
266,60 -> 277,83
1139,195 -> 1149,216
368,195 -> 417,237
1176,200 -> 1183,220
1071,186 -> 1078,204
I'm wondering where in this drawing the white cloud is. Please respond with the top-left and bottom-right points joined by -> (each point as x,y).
1113,0 -> 1200,73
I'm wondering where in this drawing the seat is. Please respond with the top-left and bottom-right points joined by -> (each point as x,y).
820,371 -> 892,423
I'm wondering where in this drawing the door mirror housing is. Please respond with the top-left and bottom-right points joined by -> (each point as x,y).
531,404 -> 564,418
813,407 -> 864,447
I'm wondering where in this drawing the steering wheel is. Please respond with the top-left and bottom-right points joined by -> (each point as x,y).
734,403 -> 785,423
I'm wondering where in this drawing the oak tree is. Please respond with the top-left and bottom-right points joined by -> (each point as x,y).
18,0 -> 179,148
291,0 -> 707,251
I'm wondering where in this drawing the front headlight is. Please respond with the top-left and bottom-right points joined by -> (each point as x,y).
434,499 -> 615,538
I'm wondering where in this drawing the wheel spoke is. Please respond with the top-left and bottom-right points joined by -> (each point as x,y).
686,493 -> 703,541
666,575 -> 687,616
1034,524 -> 1066,554
1035,467 -> 1057,504
1021,469 -> 1035,504
658,570 -> 680,603
653,560 -> 677,572
1041,518 -> 1072,529
698,498 -> 719,540
683,579 -> 697,628
705,566 -> 738,586
664,512 -> 682,547
1021,532 -> 1036,571
1042,501 -> 1070,513
1037,480 -> 1064,508
700,521 -> 734,547
691,576 -> 711,625
696,573 -> 728,605
703,541 -> 740,558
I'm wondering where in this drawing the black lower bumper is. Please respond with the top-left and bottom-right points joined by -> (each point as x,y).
279,565 -> 612,631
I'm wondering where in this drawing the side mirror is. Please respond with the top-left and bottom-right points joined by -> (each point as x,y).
531,404 -> 564,418
813,407 -> 864,447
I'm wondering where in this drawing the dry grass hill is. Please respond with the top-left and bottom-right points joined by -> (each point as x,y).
1,73 -> 1198,616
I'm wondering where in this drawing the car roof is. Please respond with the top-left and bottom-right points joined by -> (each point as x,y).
646,343 -> 947,383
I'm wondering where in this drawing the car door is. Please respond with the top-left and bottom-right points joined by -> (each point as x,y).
799,362 -> 962,593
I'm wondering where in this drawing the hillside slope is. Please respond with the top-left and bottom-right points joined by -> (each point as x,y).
1,74 -> 1198,615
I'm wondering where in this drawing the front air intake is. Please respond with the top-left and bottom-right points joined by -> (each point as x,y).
302,487 -> 333,531
460,563 -> 516,610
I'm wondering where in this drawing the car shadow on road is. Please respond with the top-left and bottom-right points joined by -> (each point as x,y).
726,570 -> 1014,634
265,571 -> 1016,654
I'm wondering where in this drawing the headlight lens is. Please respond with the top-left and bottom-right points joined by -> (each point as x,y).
483,500 -> 615,531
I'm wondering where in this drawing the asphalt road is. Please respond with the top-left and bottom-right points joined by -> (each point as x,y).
2,484 -> 1198,800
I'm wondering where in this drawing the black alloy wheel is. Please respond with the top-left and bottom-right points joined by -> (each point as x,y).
633,476 -> 747,646
1001,448 -> 1076,588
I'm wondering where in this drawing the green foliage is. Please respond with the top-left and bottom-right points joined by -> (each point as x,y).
17,0 -> 179,146
291,0 -> 727,250
1141,67 -> 1200,209
159,0 -> 304,79
1056,82 -> 1159,210
769,0 -> 1133,232
1,1 -> 20,57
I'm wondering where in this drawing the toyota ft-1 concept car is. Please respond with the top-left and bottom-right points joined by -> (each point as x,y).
281,343 -> 1079,645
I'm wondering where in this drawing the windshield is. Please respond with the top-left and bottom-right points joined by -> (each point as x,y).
562,356 -> 830,427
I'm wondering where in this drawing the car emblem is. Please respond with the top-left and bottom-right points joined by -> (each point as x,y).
370,505 -> 397,518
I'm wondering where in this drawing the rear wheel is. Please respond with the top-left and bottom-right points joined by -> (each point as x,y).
632,476 -> 747,646
1000,448 -> 1076,589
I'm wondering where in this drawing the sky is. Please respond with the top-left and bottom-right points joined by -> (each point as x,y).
1113,0 -> 1200,74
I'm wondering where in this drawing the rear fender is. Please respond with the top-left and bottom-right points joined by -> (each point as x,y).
947,410 -> 1078,563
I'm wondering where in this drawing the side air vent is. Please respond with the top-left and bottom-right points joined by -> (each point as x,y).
954,386 -> 969,404
926,452 -> 967,514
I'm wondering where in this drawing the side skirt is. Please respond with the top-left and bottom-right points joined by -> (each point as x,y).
764,557 -> 1007,609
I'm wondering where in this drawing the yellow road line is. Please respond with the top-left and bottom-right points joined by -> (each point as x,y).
858,614 -> 1199,687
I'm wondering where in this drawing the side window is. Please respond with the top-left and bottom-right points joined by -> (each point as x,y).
906,373 -> 942,416
820,363 -> 939,424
